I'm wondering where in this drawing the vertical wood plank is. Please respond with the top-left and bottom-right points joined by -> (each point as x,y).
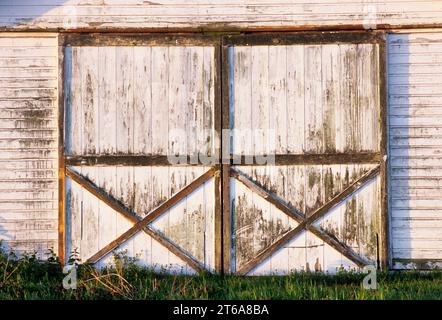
379,38 -> 390,270
322,44 -> 339,153
133,47 -> 152,155
204,46 -> 216,160
151,47 -> 169,155
116,47 -> 134,154
58,36 -> 66,264
213,44 -> 222,274
232,46 -> 252,158
98,47 -> 117,155
115,167 -> 134,259
150,167 -> 171,270
320,164 -> 344,272
269,46 -> 287,155
80,47 -> 99,155
305,165 -> 324,272
187,46 -> 204,161
304,45 -> 323,154
286,45 -> 305,154
341,44 -> 359,152
251,46 -> 269,157
205,177 -> 216,272
96,167 -> 117,268
70,47 -> 82,155
168,46 -> 188,160
222,45 -> 232,274
80,167 -> 99,261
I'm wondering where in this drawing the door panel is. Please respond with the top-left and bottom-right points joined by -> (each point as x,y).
224,34 -> 385,275
63,36 -> 220,273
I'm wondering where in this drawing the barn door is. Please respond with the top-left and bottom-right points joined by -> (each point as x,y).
222,33 -> 388,275
60,35 -> 222,274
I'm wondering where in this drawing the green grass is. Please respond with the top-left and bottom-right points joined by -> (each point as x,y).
0,249 -> 441,300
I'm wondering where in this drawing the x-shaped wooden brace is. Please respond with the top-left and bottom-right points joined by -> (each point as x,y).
230,165 -> 380,275
66,166 -> 217,273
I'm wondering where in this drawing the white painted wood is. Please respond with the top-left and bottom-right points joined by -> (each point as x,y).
389,32 -> 442,269
62,44 -> 216,272
3,1 -> 442,31
232,43 -> 380,156
0,33 -> 58,259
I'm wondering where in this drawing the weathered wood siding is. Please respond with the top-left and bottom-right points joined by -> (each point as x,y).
2,1 -> 442,31
229,43 -> 382,274
0,33 -> 58,258
64,45 -> 216,273
389,33 -> 442,270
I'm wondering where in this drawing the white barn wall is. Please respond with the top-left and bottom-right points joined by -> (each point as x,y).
0,2 -> 441,271
0,33 -> 58,258
388,32 -> 442,269
1,0 -> 442,31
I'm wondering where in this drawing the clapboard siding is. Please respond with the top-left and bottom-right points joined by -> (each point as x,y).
2,0 -> 442,31
0,33 -> 58,258
389,32 -> 442,269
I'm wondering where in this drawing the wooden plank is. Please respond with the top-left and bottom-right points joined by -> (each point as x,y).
379,38 -> 389,270
286,45 -> 305,154
63,34 -> 220,47
304,45 -> 323,154
151,47 -> 169,155
251,45 -> 269,157
221,44 -> 231,274
65,152 -> 382,166
115,167 -> 135,258
213,44 -> 222,274
133,46 -> 152,155
116,47 -> 134,154
224,32 -> 386,46
232,45 -> 252,159
341,44 -> 359,152
322,44 -> 339,153
58,35 -> 66,264
68,46 -> 82,155
230,168 -> 304,224
187,46 -> 203,162
269,46 -> 287,155
80,46 -> 99,155
79,167 -> 99,261
168,46 -> 188,161
98,47 -> 117,154
233,165 -> 380,274
85,167 -> 216,265
96,167 -> 118,268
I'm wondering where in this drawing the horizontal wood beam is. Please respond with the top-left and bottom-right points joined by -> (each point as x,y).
229,153 -> 382,165
223,31 -> 386,46
66,152 -> 381,167
66,155 -> 204,166
84,167 -> 216,267
63,33 -> 221,46
233,165 -> 380,275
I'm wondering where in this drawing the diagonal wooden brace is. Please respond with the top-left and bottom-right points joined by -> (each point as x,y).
66,167 -> 217,272
231,165 -> 380,275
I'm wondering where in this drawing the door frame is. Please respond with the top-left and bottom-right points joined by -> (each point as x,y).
220,31 -> 389,273
58,31 -> 389,272
58,33 -> 223,272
